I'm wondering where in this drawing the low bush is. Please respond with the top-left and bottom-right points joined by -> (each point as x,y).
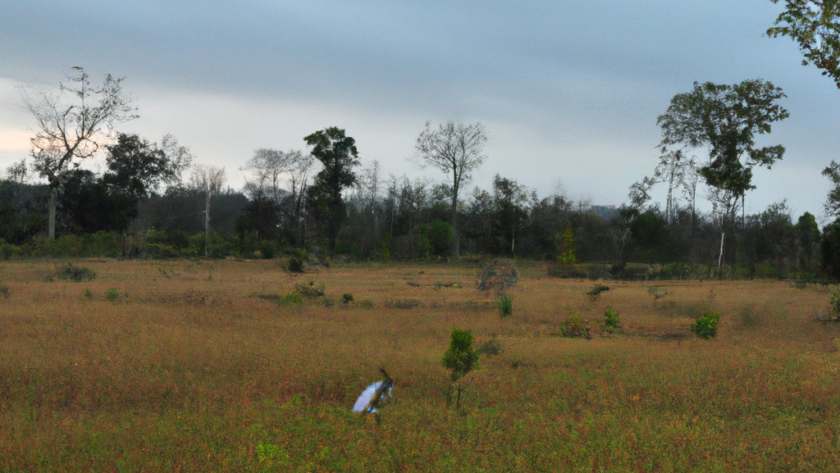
586,283 -> 610,301
829,287 -> 840,322
497,293 -> 513,318
603,306 -> 620,333
287,257 -> 305,273
105,288 -> 122,301
342,293 -> 354,305
279,292 -> 303,309
0,285 -> 9,299
559,310 -> 591,339
294,281 -> 325,298
54,263 -> 96,282
691,312 -> 720,339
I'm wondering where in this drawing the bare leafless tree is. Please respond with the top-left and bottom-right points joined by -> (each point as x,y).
241,148 -> 313,244
415,121 -> 487,257
22,67 -> 138,239
190,165 -> 226,256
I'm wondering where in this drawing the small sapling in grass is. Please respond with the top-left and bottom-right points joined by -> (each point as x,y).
106,288 -> 120,301
603,306 -> 621,334
0,284 -> 9,299
83,288 -> 93,299
496,292 -> 513,318
342,293 -> 354,305
691,312 -> 720,339
442,328 -> 480,410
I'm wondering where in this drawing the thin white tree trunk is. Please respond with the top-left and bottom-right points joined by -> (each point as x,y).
48,187 -> 57,240
205,191 -> 210,257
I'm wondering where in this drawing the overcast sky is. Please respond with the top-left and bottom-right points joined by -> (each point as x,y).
1,0 -> 838,221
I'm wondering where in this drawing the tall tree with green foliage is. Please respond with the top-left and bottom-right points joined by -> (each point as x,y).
768,0 -> 840,88
305,127 -> 360,252
657,80 -> 789,225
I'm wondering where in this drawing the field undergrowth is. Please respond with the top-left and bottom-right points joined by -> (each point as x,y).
1,259 -> 840,471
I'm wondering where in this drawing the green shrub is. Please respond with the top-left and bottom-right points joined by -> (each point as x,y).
259,240 -> 276,259
442,328 -> 480,410
497,293 -> 513,318
342,293 -> 354,305
287,257 -> 305,273
279,292 -> 303,309
691,312 -> 720,339
829,287 -> 840,321
428,219 -> 455,257
442,328 -> 480,382
106,288 -> 120,301
83,288 -> 93,299
0,285 -> 9,299
559,310 -> 591,339
603,306 -> 620,333
54,263 -> 96,282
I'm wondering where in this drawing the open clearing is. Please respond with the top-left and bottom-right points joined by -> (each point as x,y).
2,259 -> 840,471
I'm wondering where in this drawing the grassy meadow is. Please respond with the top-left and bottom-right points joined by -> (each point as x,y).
1,259 -> 840,471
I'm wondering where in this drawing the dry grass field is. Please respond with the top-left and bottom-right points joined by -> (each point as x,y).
1,259 -> 840,472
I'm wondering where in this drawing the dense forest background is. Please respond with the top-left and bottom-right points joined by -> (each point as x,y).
1,131 -> 836,283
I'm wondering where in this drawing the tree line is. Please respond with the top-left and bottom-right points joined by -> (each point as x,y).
1,1 -> 839,278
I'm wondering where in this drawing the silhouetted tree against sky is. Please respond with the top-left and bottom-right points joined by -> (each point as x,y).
305,127 -> 359,252
22,67 -> 138,239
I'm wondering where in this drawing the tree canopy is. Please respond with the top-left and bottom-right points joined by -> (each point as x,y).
657,80 -> 789,221
304,127 -> 360,252
768,0 -> 840,88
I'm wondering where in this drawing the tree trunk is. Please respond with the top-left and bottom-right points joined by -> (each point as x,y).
451,173 -> 460,258
48,187 -> 57,240
451,194 -> 459,258
205,191 -> 210,257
